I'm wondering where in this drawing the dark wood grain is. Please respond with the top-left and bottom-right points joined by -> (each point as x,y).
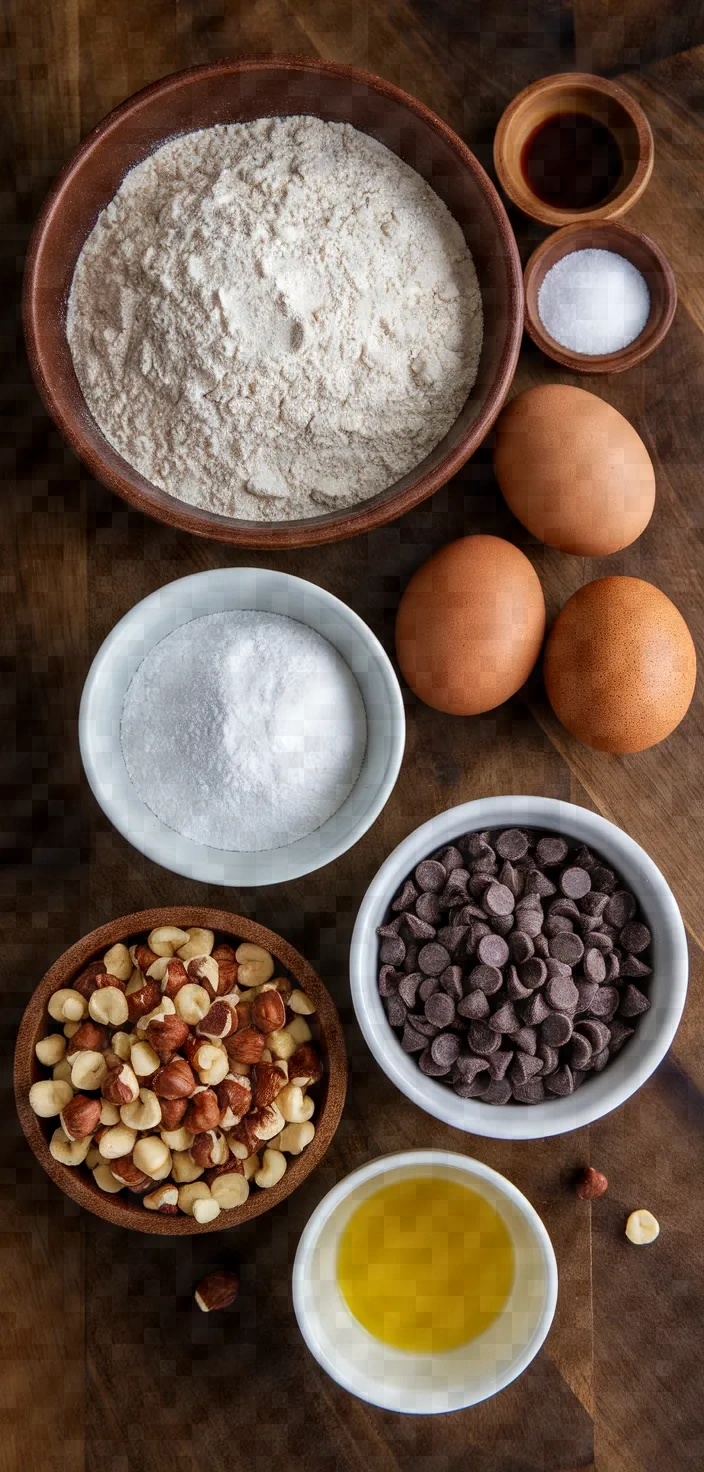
2,2 -> 704,1469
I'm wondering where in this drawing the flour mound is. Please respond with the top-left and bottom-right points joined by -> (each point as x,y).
68,116 -> 483,521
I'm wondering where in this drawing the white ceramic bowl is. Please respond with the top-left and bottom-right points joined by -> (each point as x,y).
350,796 -> 688,1139
79,568 -> 405,884
293,1149 -> 557,1413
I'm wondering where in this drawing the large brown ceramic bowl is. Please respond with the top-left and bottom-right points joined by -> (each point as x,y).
23,56 -> 523,549
14,908 -> 347,1234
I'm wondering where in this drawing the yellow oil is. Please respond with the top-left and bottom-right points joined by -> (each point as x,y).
337,1176 -> 514,1354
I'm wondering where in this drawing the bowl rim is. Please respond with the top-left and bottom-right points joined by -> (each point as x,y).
292,1147 -> 558,1413
78,566 -> 406,885
14,906 -> 348,1233
493,70 -> 655,227
23,53 -> 524,549
522,219 -> 677,373
350,796 -> 688,1140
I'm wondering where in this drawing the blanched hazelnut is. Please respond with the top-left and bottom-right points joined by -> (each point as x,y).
50,1128 -> 92,1166
92,1163 -> 124,1193
98,1124 -> 137,1160
176,927 -> 214,962
177,1181 -> 213,1215
135,996 -> 176,1033
133,1136 -> 171,1180
174,983 -> 211,1025
255,1149 -> 287,1189
120,1088 -> 162,1132
276,1084 -> 314,1124
29,1079 -> 73,1118
278,1121 -> 315,1155
52,1058 -> 73,1086
209,1172 -> 249,1209
70,1050 -> 108,1092
103,942 -> 132,981
35,1034 -> 67,1066
99,1100 -> 120,1127
171,1150 -> 204,1184
110,1031 -> 133,1062
63,1021 -> 81,1039
242,1153 -> 260,1180
160,1126 -> 194,1152
194,1043 -> 229,1087
148,926 -> 189,957
266,1028 -> 297,1062
89,986 -> 129,1028
130,1039 -> 161,1077
235,942 -> 274,988
48,989 -> 88,1023
288,989 -> 316,1015
287,1016 -> 312,1044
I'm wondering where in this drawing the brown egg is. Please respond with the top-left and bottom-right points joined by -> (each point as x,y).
544,577 -> 696,752
395,535 -> 546,715
494,385 -> 655,556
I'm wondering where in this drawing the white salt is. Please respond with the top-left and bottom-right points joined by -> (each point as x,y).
120,611 -> 367,853
537,248 -> 650,355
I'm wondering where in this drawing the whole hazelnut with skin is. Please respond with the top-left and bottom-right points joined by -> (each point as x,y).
72,961 -> 107,999
576,1167 -> 609,1200
126,980 -> 161,1024
251,989 -> 286,1034
194,1270 -> 239,1312
101,1062 -> 140,1106
109,1156 -> 152,1192
60,1094 -> 102,1141
226,1027 -> 265,1064
65,1020 -> 109,1058
160,958 -> 189,999
152,1058 -> 196,1100
184,1087 -> 220,1134
158,1096 -> 189,1130
146,1015 -> 191,1061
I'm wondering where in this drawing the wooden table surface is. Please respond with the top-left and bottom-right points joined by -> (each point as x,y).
3,2 -> 704,1469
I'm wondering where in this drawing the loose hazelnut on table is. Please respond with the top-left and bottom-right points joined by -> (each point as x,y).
29,1078 -> 73,1118
575,1167 -> 609,1200
626,1209 -> 660,1244
194,1271 -> 239,1312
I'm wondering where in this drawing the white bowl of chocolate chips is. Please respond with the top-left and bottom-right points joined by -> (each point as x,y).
350,797 -> 688,1139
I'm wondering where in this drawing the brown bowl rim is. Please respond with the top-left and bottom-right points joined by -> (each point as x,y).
522,219 -> 677,373
493,71 -> 654,227
14,907 -> 348,1234
23,54 -> 523,550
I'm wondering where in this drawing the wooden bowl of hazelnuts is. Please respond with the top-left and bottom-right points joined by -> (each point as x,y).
14,907 -> 347,1233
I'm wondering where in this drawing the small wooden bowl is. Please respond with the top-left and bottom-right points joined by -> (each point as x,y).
23,56 -> 523,549
494,72 -> 654,227
523,220 -> 677,374
14,908 -> 347,1234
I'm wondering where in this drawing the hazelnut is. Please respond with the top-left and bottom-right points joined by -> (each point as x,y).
110,1031 -> 133,1062
160,1126 -> 194,1152
120,1088 -> 162,1132
65,1020 -> 109,1058
176,927 -> 215,963
94,972 -> 126,994
109,1156 -> 152,1192
278,1121 -> 315,1155
132,943 -> 159,973
35,1034 -> 67,1067
98,1124 -> 137,1160
286,1016 -> 312,1045
159,1096 -> 188,1130
190,1129 -> 229,1168
235,942 -> 274,988
29,1079 -> 73,1118
575,1167 -> 609,1200
625,1209 -> 660,1244
216,1075 -> 252,1129
89,986 -> 129,1028
152,1058 -> 196,1100
266,1028 -> 297,1062
50,1128 -> 92,1166
103,943 -> 132,982
125,978 -> 162,1024
287,1044 -> 323,1089
184,1087 -> 220,1134
204,1156 -> 244,1185
72,961 -> 107,999
59,1094 -> 102,1140
194,1043 -> 229,1087
254,1148 -> 287,1190
277,1083 -> 314,1124
99,1100 -> 120,1126
148,926 -> 189,958
251,989 -> 286,1034
145,1014 -> 190,1060
92,1162 -> 124,1193
48,988 -> 88,1024
252,1061 -> 288,1108
194,1270 -> 239,1312
174,984 -> 211,1026
288,989 -> 316,1016
226,1027 -> 265,1065
232,1102 -> 285,1154
70,1050 -> 109,1092
195,1001 -> 235,1041
159,958 -> 189,999
135,996 -> 175,1034
187,955 -> 221,999
133,1136 -> 171,1180
101,1062 -> 140,1106
171,1150 -> 204,1184
212,945 -> 238,990
130,1039 -> 161,1077
143,1183 -> 180,1212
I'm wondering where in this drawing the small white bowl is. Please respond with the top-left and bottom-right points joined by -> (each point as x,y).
293,1149 -> 557,1413
350,796 -> 688,1140
79,568 -> 405,885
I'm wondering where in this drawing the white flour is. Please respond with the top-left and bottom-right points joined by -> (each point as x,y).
67,116 -> 482,521
120,611 -> 368,853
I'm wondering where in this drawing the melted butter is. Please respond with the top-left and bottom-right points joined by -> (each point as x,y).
337,1176 -> 514,1354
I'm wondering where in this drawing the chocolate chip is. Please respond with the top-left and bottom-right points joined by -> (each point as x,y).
407,1012 -> 439,1037
418,1046 -> 452,1076
454,1053 -> 489,1082
545,974 -> 579,1012
516,891 -> 543,913
604,891 -> 636,927
467,963 -> 503,995
533,934 -> 550,960
512,1078 -> 546,1104
510,1052 -> 544,1085
436,845 -> 464,872
518,957 -> 547,991
469,873 -> 495,898
425,992 -> 456,1029
435,926 -> 468,956
619,921 -> 651,954
465,920 -> 492,956
402,943 -> 419,974
439,965 -> 463,1001
583,948 -> 607,985
488,1049 -> 513,1080
579,891 -> 609,917
419,976 -> 439,1002
608,1018 -> 634,1051
569,1033 -> 592,1070
536,835 -> 569,866
573,845 -> 596,870
540,1012 -> 573,1047
462,831 -> 492,857
384,993 -> 407,1028
392,878 -> 418,912
545,1064 -> 574,1096
378,965 -> 399,997
468,1022 -> 502,1055
415,859 -> 446,893
575,980 -> 599,1013
521,991 -> 551,1026
575,1020 -> 611,1054
453,902 -> 488,925
439,874 -> 470,908
401,1022 -> 427,1053
506,965 -> 533,1001
477,933 -> 510,969
590,865 -> 616,893
560,866 -> 592,899
513,905 -> 544,938
471,851 -> 498,874
585,930 -> 613,953
509,931 -> 534,965
549,932 -> 584,967
604,952 -> 621,983
548,897 -> 581,920
431,1032 -> 461,1068
524,870 -> 556,898
591,1049 -> 609,1072
402,911 -> 436,942
457,990 -> 490,1020
546,957 -> 573,981
418,942 -> 451,977
481,882 -> 514,918
619,984 -> 651,1017
587,986 -> 619,1021
377,918 -> 403,938
499,860 -> 524,898
495,828 -> 529,860
415,892 -> 442,926
489,1001 -> 520,1035
379,935 -> 406,967
620,954 -> 651,977
544,915 -> 574,937
453,1076 -> 491,1098
538,1042 -> 559,1075
482,1078 -> 513,1105
513,1025 -> 538,1055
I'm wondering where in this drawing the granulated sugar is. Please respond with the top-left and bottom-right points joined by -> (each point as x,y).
67,117 -> 483,521
537,248 -> 650,355
120,611 -> 367,852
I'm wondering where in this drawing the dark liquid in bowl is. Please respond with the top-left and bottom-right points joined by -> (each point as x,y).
521,113 -> 624,210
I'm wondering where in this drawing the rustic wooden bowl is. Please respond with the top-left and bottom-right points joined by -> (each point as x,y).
494,72 -> 654,227
523,220 -> 677,373
14,907 -> 347,1234
23,56 -> 523,550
